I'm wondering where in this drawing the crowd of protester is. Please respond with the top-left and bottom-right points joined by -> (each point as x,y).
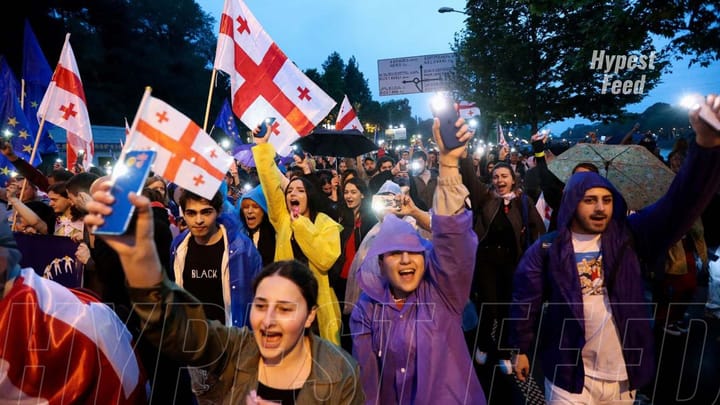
0,95 -> 719,404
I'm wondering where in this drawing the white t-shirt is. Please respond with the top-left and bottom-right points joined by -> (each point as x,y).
572,232 -> 628,381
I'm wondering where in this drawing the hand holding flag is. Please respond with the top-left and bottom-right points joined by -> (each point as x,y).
214,0 -> 336,156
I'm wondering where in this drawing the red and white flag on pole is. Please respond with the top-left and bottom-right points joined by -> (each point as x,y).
37,34 -> 94,170
0,268 -> 147,403
335,95 -> 363,131
126,90 -> 234,200
458,101 -> 480,119
497,121 -> 508,147
214,0 -> 336,156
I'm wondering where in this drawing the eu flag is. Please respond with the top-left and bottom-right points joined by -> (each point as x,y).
0,56 -> 42,185
22,20 -> 59,154
210,98 -> 244,154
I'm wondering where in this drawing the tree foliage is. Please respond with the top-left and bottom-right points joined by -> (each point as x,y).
2,0 -> 218,126
453,0 -> 670,134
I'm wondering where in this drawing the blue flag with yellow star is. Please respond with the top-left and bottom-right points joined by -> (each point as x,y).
0,56 -> 42,185
22,20 -> 59,154
210,98 -> 244,154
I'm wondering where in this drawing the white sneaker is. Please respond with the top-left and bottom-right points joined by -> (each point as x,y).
498,359 -> 513,375
474,349 -> 488,365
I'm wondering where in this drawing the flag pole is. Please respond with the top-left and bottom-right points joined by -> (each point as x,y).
120,86 -> 153,163
14,32 -> 70,231
202,69 -> 219,133
35,33 -> 71,168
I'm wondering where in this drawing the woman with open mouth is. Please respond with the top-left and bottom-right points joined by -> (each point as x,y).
459,149 -> 545,387
251,125 -> 344,346
83,184 -> 365,403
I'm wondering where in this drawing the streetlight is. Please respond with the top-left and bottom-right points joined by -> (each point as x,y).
438,6 -> 469,15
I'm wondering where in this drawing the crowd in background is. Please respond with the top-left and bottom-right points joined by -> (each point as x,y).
1,97 -> 719,404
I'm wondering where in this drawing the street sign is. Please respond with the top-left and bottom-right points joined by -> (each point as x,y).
378,53 -> 456,96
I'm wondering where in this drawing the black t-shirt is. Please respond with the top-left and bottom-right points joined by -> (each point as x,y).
182,235 -> 226,323
257,381 -> 302,405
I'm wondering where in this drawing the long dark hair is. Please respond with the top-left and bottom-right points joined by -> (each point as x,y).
239,198 -> 276,267
252,260 -> 319,335
285,175 -> 334,221
47,181 -> 83,222
338,177 -> 371,227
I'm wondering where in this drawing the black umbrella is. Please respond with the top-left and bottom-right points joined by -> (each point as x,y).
292,128 -> 378,158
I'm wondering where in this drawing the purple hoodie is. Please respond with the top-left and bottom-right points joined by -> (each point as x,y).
351,211 -> 486,404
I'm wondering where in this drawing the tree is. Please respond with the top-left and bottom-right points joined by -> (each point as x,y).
2,0 -> 218,126
527,0 -> 720,67
320,52 -> 346,106
453,0 -> 668,134
343,56 -> 372,111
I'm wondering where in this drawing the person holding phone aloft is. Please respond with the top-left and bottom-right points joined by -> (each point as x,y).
251,123 -> 344,346
350,117 -> 487,404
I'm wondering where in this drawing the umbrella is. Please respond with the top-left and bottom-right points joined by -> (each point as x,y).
292,128 -> 378,158
233,143 -> 293,168
233,143 -> 255,167
548,143 -> 675,211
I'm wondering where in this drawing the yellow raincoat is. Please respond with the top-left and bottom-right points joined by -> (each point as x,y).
253,143 -> 342,344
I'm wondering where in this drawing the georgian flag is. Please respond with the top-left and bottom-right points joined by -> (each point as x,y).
37,34 -> 94,169
214,0 -> 336,156
126,92 -> 234,200
335,95 -> 363,131
497,121 -> 508,147
458,101 -> 480,119
535,192 -> 553,231
0,268 -> 147,403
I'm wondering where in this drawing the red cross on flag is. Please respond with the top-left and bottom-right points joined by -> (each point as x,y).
37,34 -> 94,169
335,95 -> 363,131
458,101 -> 480,119
214,0 -> 336,156
126,92 -> 234,200
497,121 -> 508,147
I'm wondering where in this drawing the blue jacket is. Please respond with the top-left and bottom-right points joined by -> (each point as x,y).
510,141 -> 720,393
170,212 -> 262,328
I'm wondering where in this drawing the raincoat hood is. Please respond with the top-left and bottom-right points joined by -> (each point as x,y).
357,214 -> 432,301
377,180 -> 401,195
557,171 -> 628,231
239,185 -> 268,214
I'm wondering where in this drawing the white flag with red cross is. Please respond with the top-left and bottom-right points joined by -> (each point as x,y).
213,0 -> 336,156
497,121 -> 508,147
127,93 -> 233,200
37,34 -> 94,169
458,101 -> 480,119
335,95 -> 363,131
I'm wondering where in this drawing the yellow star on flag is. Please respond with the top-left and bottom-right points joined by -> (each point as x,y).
0,167 -> 9,176
30,100 -> 39,109
18,130 -> 30,139
22,144 -> 32,153
7,117 -> 18,127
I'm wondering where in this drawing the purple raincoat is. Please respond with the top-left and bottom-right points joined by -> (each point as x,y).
350,212 -> 486,405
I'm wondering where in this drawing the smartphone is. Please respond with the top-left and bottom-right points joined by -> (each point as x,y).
371,194 -> 400,212
430,95 -> 464,150
698,103 -> 720,131
399,159 -> 407,172
94,150 -> 157,235
256,117 -> 277,139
